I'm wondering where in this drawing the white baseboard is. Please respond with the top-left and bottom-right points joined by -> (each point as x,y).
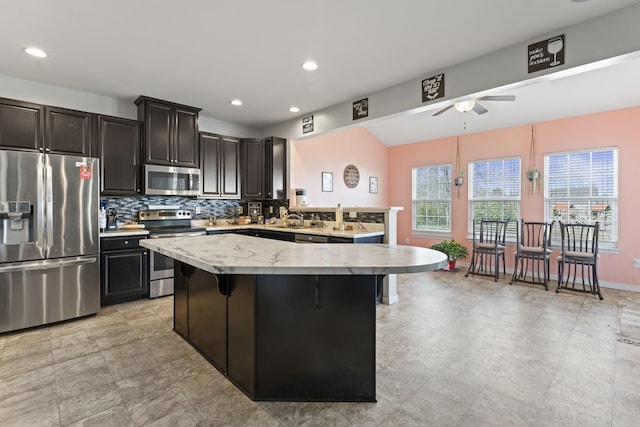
448,261 -> 640,293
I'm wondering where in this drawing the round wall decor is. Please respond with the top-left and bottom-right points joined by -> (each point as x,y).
343,164 -> 360,188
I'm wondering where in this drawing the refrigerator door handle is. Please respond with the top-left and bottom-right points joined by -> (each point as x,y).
45,161 -> 54,256
37,156 -> 47,250
0,256 -> 97,273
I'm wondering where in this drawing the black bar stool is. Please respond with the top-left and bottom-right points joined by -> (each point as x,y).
510,220 -> 554,290
465,219 -> 509,282
556,221 -> 602,300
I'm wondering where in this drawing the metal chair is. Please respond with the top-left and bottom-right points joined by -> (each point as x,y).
465,219 -> 509,282
510,220 -> 553,290
556,221 -> 602,300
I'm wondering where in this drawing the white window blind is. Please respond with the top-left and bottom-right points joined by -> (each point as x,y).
412,164 -> 452,232
468,157 -> 521,235
544,148 -> 618,246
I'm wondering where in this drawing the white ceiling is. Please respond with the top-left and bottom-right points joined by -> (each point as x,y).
1,0 -> 639,146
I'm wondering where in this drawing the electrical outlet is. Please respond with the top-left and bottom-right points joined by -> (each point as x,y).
269,206 -> 274,214
404,238 -> 410,244
634,258 -> 640,268
195,206 -> 201,214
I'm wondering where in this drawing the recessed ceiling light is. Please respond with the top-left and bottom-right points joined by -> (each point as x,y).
230,99 -> 243,106
24,47 -> 47,58
302,61 -> 318,71
289,106 -> 300,113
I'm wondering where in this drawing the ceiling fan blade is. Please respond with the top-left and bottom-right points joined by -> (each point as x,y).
432,104 -> 454,116
472,102 -> 488,115
478,95 -> 516,102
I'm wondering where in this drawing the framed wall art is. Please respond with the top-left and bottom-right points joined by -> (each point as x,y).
369,176 -> 379,194
322,172 -> 333,192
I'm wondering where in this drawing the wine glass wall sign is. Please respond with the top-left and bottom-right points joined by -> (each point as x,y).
527,34 -> 564,74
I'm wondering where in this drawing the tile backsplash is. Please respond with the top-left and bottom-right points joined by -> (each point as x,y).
101,196 -> 289,222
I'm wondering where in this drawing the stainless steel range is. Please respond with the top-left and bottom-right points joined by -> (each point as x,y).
138,209 -> 205,298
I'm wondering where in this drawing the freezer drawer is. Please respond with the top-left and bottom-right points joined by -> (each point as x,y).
0,255 -> 99,333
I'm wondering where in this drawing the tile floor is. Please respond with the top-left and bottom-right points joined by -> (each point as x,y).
1,271 -> 639,426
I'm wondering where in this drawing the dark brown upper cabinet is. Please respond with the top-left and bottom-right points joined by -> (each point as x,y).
264,136 -> 287,200
98,115 -> 142,196
135,96 -> 201,168
45,106 -> 96,156
0,98 -> 44,151
201,132 -> 241,198
241,138 -> 264,199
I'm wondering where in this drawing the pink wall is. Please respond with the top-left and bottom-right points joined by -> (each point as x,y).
388,106 -> 640,289
290,127 -> 389,207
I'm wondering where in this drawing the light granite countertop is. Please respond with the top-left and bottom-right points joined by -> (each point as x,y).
140,233 -> 447,275
202,222 -> 384,239
100,222 -> 383,239
100,230 -> 149,238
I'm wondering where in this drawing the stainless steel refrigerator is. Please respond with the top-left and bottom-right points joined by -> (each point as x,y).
0,149 -> 99,333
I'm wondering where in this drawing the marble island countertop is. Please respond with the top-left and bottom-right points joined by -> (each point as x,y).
140,233 -> 447,276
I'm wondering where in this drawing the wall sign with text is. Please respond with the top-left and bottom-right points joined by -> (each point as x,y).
302,115 -> 314,134
528,35 -> 565,73
421,73 -> 445,103
352,98 -> 368,120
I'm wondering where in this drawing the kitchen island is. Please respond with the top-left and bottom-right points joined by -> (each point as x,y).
141,234 -> 446,402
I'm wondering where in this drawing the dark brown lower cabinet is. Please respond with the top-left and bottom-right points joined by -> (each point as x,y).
173,261 -> 377,402
100,236 -> 148,306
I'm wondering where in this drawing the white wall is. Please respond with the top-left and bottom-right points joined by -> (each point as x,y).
0,74 -> 260,137
261,3 -> 640,140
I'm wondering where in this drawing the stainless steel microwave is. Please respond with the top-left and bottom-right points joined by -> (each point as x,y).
145,164 -> 201,196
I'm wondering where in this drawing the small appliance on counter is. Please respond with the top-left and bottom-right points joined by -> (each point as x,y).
248,201 -> 262,223
295,188 -> 308,206
106,208 -> 118,231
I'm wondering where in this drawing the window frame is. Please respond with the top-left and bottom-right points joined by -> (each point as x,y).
544,147 -> 618,249
411,163 -> 452,237
467,156 -> 521,238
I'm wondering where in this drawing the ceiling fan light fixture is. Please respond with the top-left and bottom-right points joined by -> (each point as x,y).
454,100 -> 475,113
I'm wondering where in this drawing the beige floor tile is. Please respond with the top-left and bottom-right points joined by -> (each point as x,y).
54,351 -> 114,400
0,400 -> 60,427
51,328 -> 101,363
101,340 -> 157,381
58,382 -> 123,425
65,404 -> 134,427
2,270 -> 640,426
0,365 -> 57,423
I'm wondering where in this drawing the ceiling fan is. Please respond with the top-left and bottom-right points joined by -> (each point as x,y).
432,95 -> 516,116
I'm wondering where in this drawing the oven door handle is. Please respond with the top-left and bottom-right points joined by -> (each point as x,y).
150,231 -> 206,239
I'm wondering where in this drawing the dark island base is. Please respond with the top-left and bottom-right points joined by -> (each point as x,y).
174,261 -> 379,402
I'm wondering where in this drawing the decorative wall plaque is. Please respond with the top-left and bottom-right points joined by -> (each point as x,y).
302,115 -> 314,134
528,34 -> 565,73
353,98 -> 368,120
421,73 -> 445,103
343,164 -> 360,188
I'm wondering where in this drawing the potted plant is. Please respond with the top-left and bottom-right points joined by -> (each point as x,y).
453,170 -> 465,186
526,168 -> 539,182
430,239 -> 469,271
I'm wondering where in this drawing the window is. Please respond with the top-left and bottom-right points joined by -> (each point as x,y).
468,157 -> 521,235
544,148 -> 618,247
412,164 -> 451,233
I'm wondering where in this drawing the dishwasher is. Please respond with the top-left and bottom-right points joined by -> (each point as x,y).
294,234 -> 328,243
